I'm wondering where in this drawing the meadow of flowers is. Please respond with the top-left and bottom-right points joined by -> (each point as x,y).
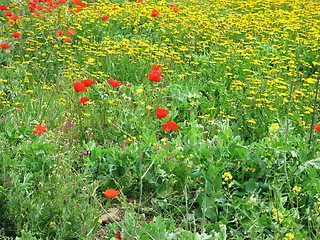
0,0 -> 320,239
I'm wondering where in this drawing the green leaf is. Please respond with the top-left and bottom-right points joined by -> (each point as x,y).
244,178 -> 257,192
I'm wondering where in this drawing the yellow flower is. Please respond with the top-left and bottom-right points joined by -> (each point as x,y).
292,186 -> 301,193
269,123 -> 280,133
284,233 -> 295,240
247,119 -> 256,124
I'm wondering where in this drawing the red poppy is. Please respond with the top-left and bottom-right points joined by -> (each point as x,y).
162,121 -> 179,131
79,97 -> 89,105
116,231 -> 122,240
5,11 -> 13,17
0,43 -> 11,49
100,15 -> 109,20
156,108 -> 169,119
0,5 -> 8,10
148,73 -> 162,81
108,78 -> 122,87
151,10 -> 159,17
115,231 -> 127,240
10,32 -> 21,38
150,65 -> 162,74
66,29 -> 76,35
102,189 -> 120,198
173,7 -> 180,13
73,82 -> 87,92
81,79 -> 95,87
169,3 -> 175,7
315,124 -> 320,132
55,30 -> 64,36
64,37 -> 72,42
136,0 -> 142,2
72,0 -> 86,8
9,15 -> 19,21
36,5 -> 45,10
33,125 -> 47,134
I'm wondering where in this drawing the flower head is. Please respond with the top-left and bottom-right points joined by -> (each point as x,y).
0,43 -> 10,49
9,14 -> 19,21
0,5 -> 8,10
173,7 -> 180,13
148,73 -> 162,81
55,30 -> 64,36
162,121 -> 179,131
73,82 -> 87,92
64,37 -> 72,42
108,78 -> 122,87
79,97 -> 89,105
66,29 -> 76,35
33,125 -> 47,134
315,124 -> 320,132
10,32 -> 21,38
151,10 -> 159,17
82,79 -> 95,87
150,65 -> 162,74
102,189 -> 120,198
72,0 -> 86,8
156,108 -> 169,119
100,15 -> 109,20
5,11 -> 13,17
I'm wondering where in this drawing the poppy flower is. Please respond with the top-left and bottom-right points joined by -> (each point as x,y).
10,32 -> 21,38
0,43 -> 10,49
64,37 -> 72,42
150,65 -> 162,74
0,5 -> 8,10
55,30 -> 64,36
169,3 -> 175,7
66,29 -> 76,35
100,15 -> 109,20
33,125 -> 47,134
73,82 -> 87,92
115,231 -> 127,240
108,78 -> 122,87
102,189 -> 120,198
148,73 -> 162,81
82,79 -> 95,87
35,5 -> 45,10
315,124 -> 320,132
72,0 -> 86,8
151,10 -> 159,17
116,231 -> 122,240
79,97 -> 89,105
173,7 -> 180,13
156,108 -> 169,119
9,14 -> 19,21
162,121 -> 179,131
5,11 -> 13,17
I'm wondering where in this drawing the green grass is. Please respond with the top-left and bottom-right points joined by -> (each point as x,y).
0,0 -> 320,239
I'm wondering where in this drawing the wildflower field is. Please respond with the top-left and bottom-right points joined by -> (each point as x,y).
1,0 -> 320,239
